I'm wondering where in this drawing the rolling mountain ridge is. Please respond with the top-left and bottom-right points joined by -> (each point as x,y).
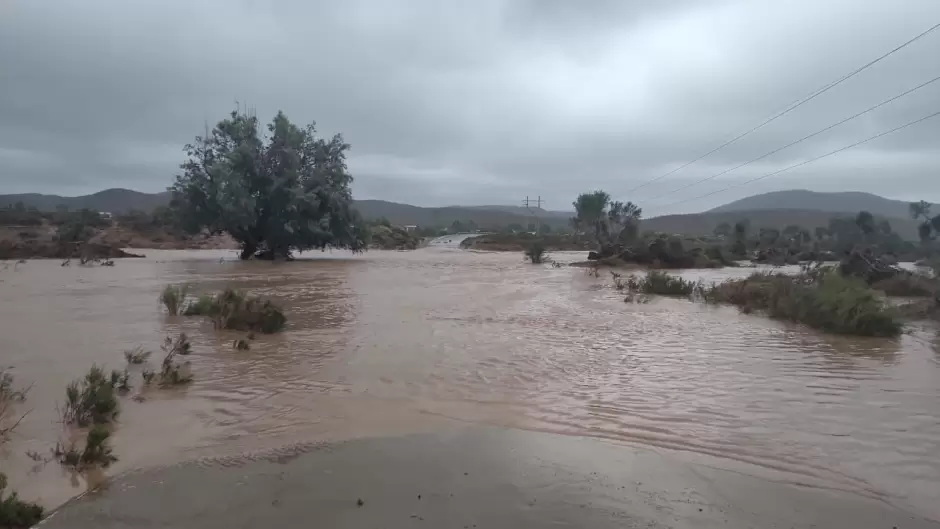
709,189 -> 914,219
0,188 -> 926,240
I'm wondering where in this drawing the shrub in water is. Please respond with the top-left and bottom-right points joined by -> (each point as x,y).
0,370 -> 29,440
62,365 -> 119,427
628,270 -> 697,297
56,425 -> 117,469
183,294 -> 214,316
0,472 -> 43,529
524,242 -> 547,264
159,333 -> 193,386
123,346 -> 151,365
184,288 -> 286,333
159,284 -> 190,316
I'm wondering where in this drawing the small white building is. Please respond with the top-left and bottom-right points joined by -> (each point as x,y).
404,225 -> 418,232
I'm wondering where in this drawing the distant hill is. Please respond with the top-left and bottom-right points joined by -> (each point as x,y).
2,188 -> 922,240
0,190 -> 570,230
644,208 -> 921,240
461,205 -> 572,219
0,189 -> 171,213
709,190 -> 914,219
354,200 -> 570,230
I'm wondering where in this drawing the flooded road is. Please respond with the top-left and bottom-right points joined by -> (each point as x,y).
1,247 -> 939,521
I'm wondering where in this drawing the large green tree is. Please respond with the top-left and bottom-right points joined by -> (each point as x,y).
170,110 -> 366,259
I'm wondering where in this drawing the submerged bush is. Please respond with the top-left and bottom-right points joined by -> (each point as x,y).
159,284 -> 190,315
62,365 -> 120,427
524,242 -> 547,264
626,270 -> 697,297
0,472 -> 43,528
0,370 -> 29,440
158,333 -> 193,386
703,271 -> 902,337
123,346 -> 151,365
184,289 -> 286,333
183,294 -> 214,316
56,425 -> 117,469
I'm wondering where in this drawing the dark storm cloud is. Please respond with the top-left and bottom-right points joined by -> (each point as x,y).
1,0 -> 939,213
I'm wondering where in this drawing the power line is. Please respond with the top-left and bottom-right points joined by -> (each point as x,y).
648,109 -> 940,212
625,21 -> 940,195
642,73 -> 940,202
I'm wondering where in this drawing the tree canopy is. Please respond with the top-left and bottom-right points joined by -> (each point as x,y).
571,191 -> 642,245
170,110 -> 366,259
909,200 -> 940,243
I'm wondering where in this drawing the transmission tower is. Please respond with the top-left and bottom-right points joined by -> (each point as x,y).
523,196 -> 542,235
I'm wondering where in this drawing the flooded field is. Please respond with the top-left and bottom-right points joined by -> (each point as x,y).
1,246 -> 939,520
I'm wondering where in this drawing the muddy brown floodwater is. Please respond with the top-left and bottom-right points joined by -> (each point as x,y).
1,246 -> 939,521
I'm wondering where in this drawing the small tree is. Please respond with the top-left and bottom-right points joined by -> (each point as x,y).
713,222 -> 732,238
170,110 -> 367,260
909,200 -> 932,221
524,242 -> 547,264
910,200 -> 940,243
855,211 -> 875,237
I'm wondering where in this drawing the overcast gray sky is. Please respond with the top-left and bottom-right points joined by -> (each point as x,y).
1,0 -> 939,214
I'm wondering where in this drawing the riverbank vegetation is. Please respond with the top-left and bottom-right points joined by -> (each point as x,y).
871,274 -> 937,297
169,110 -> 367,260
366,218 -> 422,250
183,288 -> 286,333
0,473 -> 43,529
569,190 -> 738,269
563,192 -> 940,271
623,271 -> 698,296
612,259 -> 932,336
701,271 -> 903,337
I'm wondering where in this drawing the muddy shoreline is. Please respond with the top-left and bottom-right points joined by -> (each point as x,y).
41,427 -> 938,529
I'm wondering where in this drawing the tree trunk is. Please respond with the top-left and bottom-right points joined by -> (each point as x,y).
239,242 -> 257,260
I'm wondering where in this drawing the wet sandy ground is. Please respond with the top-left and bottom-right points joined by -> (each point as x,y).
43,426 -> 938,529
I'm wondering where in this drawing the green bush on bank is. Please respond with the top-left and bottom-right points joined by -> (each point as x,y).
625,270 -> 698,297
702,270 -> 902,337
0,473 -> 43,529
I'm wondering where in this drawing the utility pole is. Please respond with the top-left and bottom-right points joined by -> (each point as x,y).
523,196 -> 542,235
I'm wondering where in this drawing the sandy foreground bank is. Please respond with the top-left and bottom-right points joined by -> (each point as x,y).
41,426 -> 936,529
